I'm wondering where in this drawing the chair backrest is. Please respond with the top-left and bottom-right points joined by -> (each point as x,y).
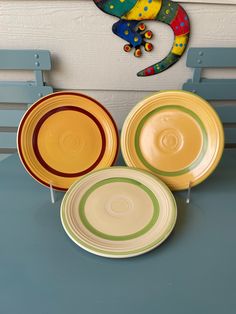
183,47 -> 236,148
0,49 -> 53,156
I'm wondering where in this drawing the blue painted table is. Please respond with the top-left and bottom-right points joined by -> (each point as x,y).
0,151 -> 236,313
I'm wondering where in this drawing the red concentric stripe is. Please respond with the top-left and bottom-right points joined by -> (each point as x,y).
32,106 -> 106,178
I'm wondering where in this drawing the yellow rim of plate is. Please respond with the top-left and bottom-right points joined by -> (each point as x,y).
121,90 -> 224,191
17,91 -> 119,191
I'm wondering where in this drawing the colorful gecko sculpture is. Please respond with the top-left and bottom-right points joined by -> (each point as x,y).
93,0 -> 190,76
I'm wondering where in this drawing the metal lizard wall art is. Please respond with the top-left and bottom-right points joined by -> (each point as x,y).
93,0 -> 190,76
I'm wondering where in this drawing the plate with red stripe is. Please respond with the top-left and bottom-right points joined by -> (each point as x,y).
17,91 -> 119,191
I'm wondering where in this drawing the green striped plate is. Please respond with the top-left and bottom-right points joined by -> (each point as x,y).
121,91 -> 224,191
60,167 -> 177,258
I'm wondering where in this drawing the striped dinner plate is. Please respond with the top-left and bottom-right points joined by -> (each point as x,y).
121,90 -> 224,191
61,167 -> 177,258
17,91 -> 119,191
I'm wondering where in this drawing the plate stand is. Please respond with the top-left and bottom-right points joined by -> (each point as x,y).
186,181 -> 192,204
50,183 -> 55,204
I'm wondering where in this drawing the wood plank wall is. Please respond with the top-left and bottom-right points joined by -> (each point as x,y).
0,1 -> 235,159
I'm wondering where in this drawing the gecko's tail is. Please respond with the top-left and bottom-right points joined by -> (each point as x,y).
137,3 -> 190,77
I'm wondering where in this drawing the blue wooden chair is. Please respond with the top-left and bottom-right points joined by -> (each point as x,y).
0,50 -> 53,154
183,47 -> 236,148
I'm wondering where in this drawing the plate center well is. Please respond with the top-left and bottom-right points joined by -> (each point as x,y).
35,109 -> 104,174
79,179 -> 159,240
105,195 -> 134,216
137,107 -> 207,173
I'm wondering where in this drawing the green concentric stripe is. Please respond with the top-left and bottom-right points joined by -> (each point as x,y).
135,105 -> 208,177
79,178 -> 159,241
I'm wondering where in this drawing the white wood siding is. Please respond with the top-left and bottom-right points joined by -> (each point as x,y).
0,1 -> 235,92
0,1 -> 235,161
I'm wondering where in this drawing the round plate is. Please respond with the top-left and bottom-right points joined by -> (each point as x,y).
121,90 -> 224,191
61,167 -> 177,258
17,92 -> 119,191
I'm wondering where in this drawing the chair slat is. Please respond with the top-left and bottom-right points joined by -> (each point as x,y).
183,80 -> 236,100
0,148 -> 17,154
224,127 -> 236,145
0,127 -> 18,133
214,106 -> 236,124
187,48 -> 236,68
0,50 -> 51,70
0,104 -> 27,110
0,85 -> 53,104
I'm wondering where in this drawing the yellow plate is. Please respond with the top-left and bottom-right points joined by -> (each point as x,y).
121,90 -> 224,191
17,91 -> 119,191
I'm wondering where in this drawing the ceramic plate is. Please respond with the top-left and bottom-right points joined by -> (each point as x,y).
121,90 -> 224,191
61,167 -> 177,258
17,92 -> 119,191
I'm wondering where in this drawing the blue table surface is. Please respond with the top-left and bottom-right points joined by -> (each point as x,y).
0,150 -> 236,314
